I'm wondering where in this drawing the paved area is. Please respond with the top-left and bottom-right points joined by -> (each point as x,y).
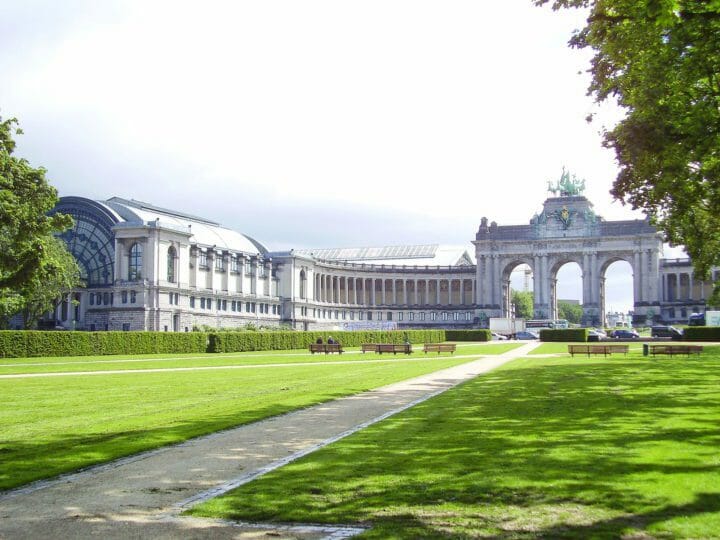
0,343 -> 538,539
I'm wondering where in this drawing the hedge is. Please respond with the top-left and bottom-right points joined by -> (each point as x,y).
539,328 -> 588,342
682,326 -> 720,341
445,329 -> 492,342
207,329 -> 447,353
0,331 -> 208,358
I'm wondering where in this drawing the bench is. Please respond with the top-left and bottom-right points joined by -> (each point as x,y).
649,344 -> 703,357
361,343 -> 413,354
423,343 -> 456,355
308,343 -> 344,354
568,344 -> 629,357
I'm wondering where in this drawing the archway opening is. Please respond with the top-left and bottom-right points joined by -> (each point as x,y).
553,262 -> 583,325
603,260 -> 634,328
508,263 -> 534,319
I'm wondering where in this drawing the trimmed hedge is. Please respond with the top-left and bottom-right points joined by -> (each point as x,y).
445,329 -> 492,342
0,331 -> 208,358
208,329 -> 446,353
682,326 -> 720,341
539,328 -> 589,342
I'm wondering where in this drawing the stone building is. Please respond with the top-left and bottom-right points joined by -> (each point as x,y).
48,189 -> 716,331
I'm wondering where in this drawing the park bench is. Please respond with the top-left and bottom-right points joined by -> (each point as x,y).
568,344 -> 629,357
648,344 -> 703,357
361,343 -> 413,354
308,343 -> 344,354
423,343 -> 456,355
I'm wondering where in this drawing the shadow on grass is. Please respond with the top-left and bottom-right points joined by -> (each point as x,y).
193,357 -> 720,538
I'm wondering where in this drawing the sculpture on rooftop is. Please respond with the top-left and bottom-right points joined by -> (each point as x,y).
547,167 -> 586,197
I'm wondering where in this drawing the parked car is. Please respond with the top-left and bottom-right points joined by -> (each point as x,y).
651,325 -> 683,340
610,329 -> 640,339
688,313 -> 706,326
587,328 -> 607,341
491,332 -> 508,341
515,331 -> 540,340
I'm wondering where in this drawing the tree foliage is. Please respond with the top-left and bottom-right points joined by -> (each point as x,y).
512,289 -> 534,319
558,300 -> 583,324
0,114 -> 79,327
535,0 -> 720,301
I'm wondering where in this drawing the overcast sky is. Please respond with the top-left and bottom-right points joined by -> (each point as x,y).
0,0 -> 683,314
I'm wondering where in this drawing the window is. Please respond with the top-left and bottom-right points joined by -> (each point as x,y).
190,296 -> 196,308
231,301 -> 236,311
350,311 -> 355,320
409,312 -> 414,321
90,294 -> 95,306
259,264 -> 267,277
222,300 -> 227,311
122,323 -> 130,332
167,246 -> 176,283
299,270 -> 307,299
466,312 -> 472,321
103,292 -> 110,305
215,254 -> 224,271
130,290 -> 137,303
420,312 -> 426,321
387,312 -> 393,321
398,312 -> 403,321
121,291 -> 127,304
129,243 -> 143,280
431,313 -> 437,321
378,312 -> 383,321
201,297 -> 206,309
367,311 -> 373,321
207,298 -> 212,310
246,302 -> 251,312
199,251 -> 208,269
231,256 -> 240,273
453,313 -> 458,321
359,311 -> 364,320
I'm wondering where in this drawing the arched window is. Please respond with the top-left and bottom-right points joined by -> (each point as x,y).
129,243 -> 143,281
299,270 -> 307,299
167,246 -> 177,283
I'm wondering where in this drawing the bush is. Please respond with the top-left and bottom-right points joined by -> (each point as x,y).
682,326 -> 720,341
208,329 -> 447,353
0,331 -> 208,358
540,328 -> 588,342
445,330 -> 492,342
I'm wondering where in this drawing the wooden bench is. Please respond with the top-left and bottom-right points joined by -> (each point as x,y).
308,343 -> 344,354
649,344 -> 703,357
361,343 -> 413,354
423,343 -> 456,355
568,344 -> 629,357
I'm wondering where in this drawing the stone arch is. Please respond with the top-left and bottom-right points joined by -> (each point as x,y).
598,254 -> 635,326
500,258 -> 534,318
548,256 -> 584,321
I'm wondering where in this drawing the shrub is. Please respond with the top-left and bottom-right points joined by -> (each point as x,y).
682,326 -> 720,342
540,328 -> 588,342
207,330 -> 447,353
445,330 -> 492,342
0,331 -> 208,358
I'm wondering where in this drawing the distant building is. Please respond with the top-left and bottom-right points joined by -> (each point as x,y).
46,188 -> 717,331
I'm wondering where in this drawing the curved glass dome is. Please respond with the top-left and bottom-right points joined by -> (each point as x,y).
53,197 -> 120,287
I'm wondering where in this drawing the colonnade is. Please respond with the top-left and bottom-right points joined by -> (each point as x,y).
311,273 -> 475,307
662,271 -> 714,302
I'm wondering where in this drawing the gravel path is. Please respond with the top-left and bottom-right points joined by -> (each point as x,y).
0,342 -> 538,539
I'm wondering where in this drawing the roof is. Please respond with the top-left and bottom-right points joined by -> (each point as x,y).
295,244 -> 475,267
104,197 -> 268,255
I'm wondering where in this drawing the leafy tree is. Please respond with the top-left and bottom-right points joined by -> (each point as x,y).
558,300 -> 583,324
535,1 -> 720,301
511,289 -> 534,319
0,114 -> 78,327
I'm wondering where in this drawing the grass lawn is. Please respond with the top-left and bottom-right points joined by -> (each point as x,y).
0,355 -> 474,490
0,342 -> 520,375
190,349 -> 720,538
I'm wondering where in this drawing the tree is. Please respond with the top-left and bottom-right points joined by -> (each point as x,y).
535,1 -> 720,302
0,114 -> 79,327
511,289 -> 534,319
557,300 -> 583,324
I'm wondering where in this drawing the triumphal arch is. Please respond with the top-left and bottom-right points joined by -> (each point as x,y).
473,171 -> 664,326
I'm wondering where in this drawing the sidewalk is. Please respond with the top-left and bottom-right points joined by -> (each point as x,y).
0,342 -> 538,539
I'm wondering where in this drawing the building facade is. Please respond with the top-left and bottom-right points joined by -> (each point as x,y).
48,191 -> 716,331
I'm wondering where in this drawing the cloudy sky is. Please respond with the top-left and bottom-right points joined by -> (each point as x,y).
1,0 -> 681,313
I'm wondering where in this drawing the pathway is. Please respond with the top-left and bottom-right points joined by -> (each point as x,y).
0,342 -> 539,539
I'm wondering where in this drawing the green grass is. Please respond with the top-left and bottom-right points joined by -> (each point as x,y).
0,342 -> 519,375
0,355 -> 475,490
191,350 -> 720,538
